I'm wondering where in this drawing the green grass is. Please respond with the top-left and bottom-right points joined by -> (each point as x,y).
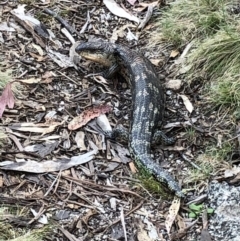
188,29 -> 240,77
135,164 -> 175,199
151,0 -> 232,47
137,173 -> 171,199
209,73 -> 240,107
186,143 -> 232,185
186,28 -> 240,108
149,0 -> 240,189
0,206 -> 55,241
0,68 -> 12,90
184,127 -> 196,142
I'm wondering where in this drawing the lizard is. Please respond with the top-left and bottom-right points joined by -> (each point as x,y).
75,41 -> 184,198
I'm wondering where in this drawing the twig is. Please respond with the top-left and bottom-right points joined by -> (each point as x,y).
138,5 -> 154,29
181,153 -> 202,170
56,70 -> 80,85
103,200 -> 144,234
28,205 -> 45,225
44,8 -> 75,34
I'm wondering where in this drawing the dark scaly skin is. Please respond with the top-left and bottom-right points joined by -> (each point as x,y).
76,41 -> 184,198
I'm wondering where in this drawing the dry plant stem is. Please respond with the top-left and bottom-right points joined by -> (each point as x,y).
28,205 -> 45,225
44,8 -> 75,34
102,200 -> 144,234
120,206 -> 127,241
80,10 -> 90,34
72,191 -> 96,206
186,194 -> 208,205
8,134 -> 24,151
54,171 -> 62,194
58,226 -> 79,241
67,200 -> 96,209
57,70 -> 79,85
138,5 -> 154,29
44,171 -> 62,197
61,28 -> 75,44
181,153 -> 202,170
10,180 -> 27,195
16,70 -> 28,78
63,174 -> 145,199
170,219 -> 199,240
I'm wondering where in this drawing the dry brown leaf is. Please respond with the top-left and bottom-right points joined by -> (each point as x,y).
8,122 -> 62,135
103,0 -> 140,23
11,5 -> 47,48
149,58 -> 162,66
47,48 -> 74,68
110,24 -> 135,41
82,209 -> 98,225
179,94 -> 194,113
176,214 -> 186,230
0,150 -> 97,173
42,124 -> 59,136
136,220 -> 153,241
126,0 -> 137,5
134,1 -> 159,12
0,83 -> 15,118
18,77 -> 41,84
170,50 -> 180,58
31,43 -> 44,56
0,175 -> 3,188
165,197 -> 181,235
24,141 -> 59,158
41,71 -> 55,83
129,161 -> 137,173
29,52 -> 46,62
225,166 -> 240,178
21,100 -> 45,111
68,105 -> 112,130
75,131 -> 87,151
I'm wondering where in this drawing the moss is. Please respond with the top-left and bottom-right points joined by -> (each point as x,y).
134,165 -> 175,199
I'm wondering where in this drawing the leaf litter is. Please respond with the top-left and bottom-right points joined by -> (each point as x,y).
0,1 -> 230,240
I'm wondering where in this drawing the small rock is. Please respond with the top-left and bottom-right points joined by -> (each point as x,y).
208,181 -> 240,241
165,79 -> 182,90
166,90 -> 172,96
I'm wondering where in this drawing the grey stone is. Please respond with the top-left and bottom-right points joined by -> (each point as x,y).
208,181 -> 240,241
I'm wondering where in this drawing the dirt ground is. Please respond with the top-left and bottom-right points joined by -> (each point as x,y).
0,1 -> 232,240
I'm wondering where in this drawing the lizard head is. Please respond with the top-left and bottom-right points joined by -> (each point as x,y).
76,41 -> 117,66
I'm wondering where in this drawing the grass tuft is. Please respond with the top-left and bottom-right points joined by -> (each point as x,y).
0,68 -> 12,90
0,206 -> 55,241
186,28 -> 240,108
188,29 -> 240,78
151,0 -> 232,47
186,146 -> 231,185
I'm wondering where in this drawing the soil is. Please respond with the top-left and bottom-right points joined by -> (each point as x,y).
0,1 -> 234,240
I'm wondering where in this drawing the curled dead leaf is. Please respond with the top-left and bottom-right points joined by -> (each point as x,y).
165,197 -> 181,235
68,105 -> 112,130
0,83 -> 15,118
179,94 -> 194,113
103,0 -> 140,23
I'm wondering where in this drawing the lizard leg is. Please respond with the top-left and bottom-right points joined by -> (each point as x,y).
152,131 -> 176,145
102,63 -> 120,78
105,129 -> 176,145
104,127 -> 129,144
